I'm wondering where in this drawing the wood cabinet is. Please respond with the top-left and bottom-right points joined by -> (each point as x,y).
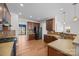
0,3 -> 11,31
44,35 -> 57,43
0,4 -> 4,20
27,22 -> 40,40
48,46 -> 68,56
28,34 -> 35,40
46,18 -> 55,31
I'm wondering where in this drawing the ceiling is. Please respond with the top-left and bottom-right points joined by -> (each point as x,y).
6,3 -> 79,21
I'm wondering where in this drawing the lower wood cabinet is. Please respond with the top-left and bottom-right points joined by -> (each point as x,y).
44,35 -> 57,43
28,34 -> 35,40
48,46 -> 68,56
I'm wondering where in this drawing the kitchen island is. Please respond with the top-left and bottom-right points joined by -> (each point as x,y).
0,42 -> 14,56
48,39 -> 76,56
0,38 -> 16,56
0,31 -> 16,56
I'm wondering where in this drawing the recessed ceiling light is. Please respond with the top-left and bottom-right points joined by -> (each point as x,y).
20,4 -> 24,7
19,12 -> 22,15
30,16 -> 33,18
59,8 -> 64,14
60,8 -> 64,11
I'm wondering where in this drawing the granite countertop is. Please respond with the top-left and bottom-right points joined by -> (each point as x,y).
45,34 -> 61,38
0,42 -> 14,56
0,30 -> 16,39
0,31 -> 16,56
48,39 -> 76,56
0,38 -> 16,56
45,33 -> 76,40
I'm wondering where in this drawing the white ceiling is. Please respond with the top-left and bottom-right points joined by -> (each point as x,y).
6,3 -> 79,21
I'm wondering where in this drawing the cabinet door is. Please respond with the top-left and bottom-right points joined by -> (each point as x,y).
29,34 -> 35,40
44,35 -> 57,43
44,35 -> 48,43
48,46 -> 68,56
46,18 -> 55,31
46,19 -> 52,31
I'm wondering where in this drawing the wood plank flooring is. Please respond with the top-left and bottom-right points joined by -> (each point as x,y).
16,35 -> 47,56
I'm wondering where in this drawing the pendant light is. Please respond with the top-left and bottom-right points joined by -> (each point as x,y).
59,8 -> 66,33
72,3 -> 78,21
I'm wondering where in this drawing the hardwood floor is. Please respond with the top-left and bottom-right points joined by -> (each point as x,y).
16,35 -> 47,56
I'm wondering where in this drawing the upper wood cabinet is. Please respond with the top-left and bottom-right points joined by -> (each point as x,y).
0,3 -> 11,31
46,18 -> 55,31
0,4 -> 4,21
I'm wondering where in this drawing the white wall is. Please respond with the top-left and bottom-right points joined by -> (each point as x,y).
11,12 -> 19,39
19,18 -> 26,24
55,14 -> 64,32
40,20 -> 47,40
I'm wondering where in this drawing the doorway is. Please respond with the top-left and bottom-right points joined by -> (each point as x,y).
27,22 -> 41,40
19,24 -> 26,35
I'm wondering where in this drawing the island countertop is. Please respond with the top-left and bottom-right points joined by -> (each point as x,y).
0,42 -> 14,56
44,34 -> 60,38
48,39 -> 76,56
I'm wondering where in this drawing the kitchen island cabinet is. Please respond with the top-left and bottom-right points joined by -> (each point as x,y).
0,38 -> 16,56
48,39 -> 75,56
